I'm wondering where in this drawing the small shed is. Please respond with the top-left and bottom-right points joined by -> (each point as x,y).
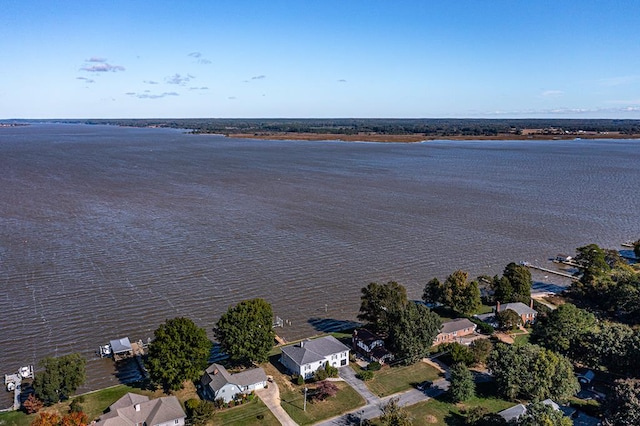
110,337 -> 133,359
577,370 -> 595,385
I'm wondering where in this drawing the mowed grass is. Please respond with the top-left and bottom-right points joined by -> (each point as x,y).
280,381 -> 364,425
351,362 -> 442,397
211,398 -> 280,426
369,382 -> 514,426
0,409 -> 35,426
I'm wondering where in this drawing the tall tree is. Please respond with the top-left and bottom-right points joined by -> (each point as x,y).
496,309 -> 522,330
147,317 -> 211,391
516,402 -> 572,426
441,270 -> 481,316
575,243 -> 610,283
532,303 -> 596,357
488,343 -> 579,402
214,298 -> 275,366
358,281 -> 408,334
449,363 -> 475,402
502,262 -> 532,303
387,302 -> 441,365
605,378 -> 640,426
422,277 -> 443,305
33,353 -> 87,405
379,397 -> 412,426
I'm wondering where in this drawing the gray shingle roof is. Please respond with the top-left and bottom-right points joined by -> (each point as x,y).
201,363 -> 267,392
498,404 -> 527,422
498,302 -> 537,316
281,335 -> 349,367
97,393 -> 185,426
110,337 -> 132,354
440,318 -> 476,334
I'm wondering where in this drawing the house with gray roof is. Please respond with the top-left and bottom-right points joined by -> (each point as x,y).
95,393 -> 185,426
434,318 -> 477,345
497,301 -> 538,325
200,363 -> 267,403
280,335 -> 350,379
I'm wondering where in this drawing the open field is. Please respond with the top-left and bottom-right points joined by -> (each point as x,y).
351,362 -> 443,397
280,381 -> 364,425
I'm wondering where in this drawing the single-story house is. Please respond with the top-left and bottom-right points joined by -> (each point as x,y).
496,301 -> 538,325
498,399 -> 566,423
433,318 -> 477,345
200,363 -> 267,403
95,393 -> 186,426
280,335 -> 350,379
352,329 -> 393,364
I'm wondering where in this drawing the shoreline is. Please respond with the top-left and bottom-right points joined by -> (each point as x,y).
212,132 -> 640,143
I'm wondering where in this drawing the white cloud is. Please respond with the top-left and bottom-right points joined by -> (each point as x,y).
540,90 -> 563,98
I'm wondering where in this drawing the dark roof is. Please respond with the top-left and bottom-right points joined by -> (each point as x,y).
353,329 -> 383,345
201,363 -> 267,392
439,318 -> 476,334
281,335 -> 350,367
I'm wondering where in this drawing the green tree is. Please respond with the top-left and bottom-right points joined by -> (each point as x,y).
488,343 -> 579,402
387,302 -> 441,365
449,363 -> 475,402
575,243 -> 611,283
214,298 -> 275,366
441,270 -> 481,316
532,303 -> 596,357
605,378 -> 640,426
33,353 -> 87,405
502,262 -> 532,303
470,338 -> 493,365
449,343 -> 474,366
634,239 -> 640,259
516,402 -> 572,426
496,309 -> 522,330
491,275 -> 513,304
422,277 -> 443,305
358,281 -> 408,334
147,317 -> 211,391
379,397 -> 412,426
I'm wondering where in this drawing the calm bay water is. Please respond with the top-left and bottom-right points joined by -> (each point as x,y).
1,124 -> 639,399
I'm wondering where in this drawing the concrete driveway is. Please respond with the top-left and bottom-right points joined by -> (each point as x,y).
255,380 -> 298,426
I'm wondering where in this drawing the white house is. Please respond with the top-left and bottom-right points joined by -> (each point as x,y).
280,335 -> 350,379
95,393 -> 186,426
200,363 -> 268,403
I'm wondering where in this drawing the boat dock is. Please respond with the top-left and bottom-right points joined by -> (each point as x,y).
3,366 -> 34,412
520,261 -> 579,281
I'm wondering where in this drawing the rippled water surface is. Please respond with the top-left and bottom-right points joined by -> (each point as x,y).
1,124 -> 639,399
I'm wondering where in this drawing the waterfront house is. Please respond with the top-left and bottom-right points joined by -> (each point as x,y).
95,393 -> 186,426
496,301 -> 538,325
280,335 -> 350,379
352,329 -> 394,364
433,318 -> 477,345
199,363 -> 267,403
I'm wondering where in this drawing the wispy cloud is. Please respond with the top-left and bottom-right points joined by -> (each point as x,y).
188,52 -> 211,65
81,63 -> 125,72
165,73 -> 194,85
540,90 -> 563,98
337,79 -> 347,83
143,80 -> 159,85
483,106 -> 640,116
188,52 -> 202,58
125,91 -> 180,99
189,86 -> 209,90
251,75 -> 266,80
598,75 -> 640,87
76,76 -> 95,83
228,96 -> 237,100
87,57 -> 107,63
197,58 -> 212,65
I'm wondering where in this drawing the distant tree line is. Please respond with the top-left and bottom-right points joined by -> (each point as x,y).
49,118 -> 640,136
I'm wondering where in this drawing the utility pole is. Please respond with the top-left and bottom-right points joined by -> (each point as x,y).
303,386 -> 308,411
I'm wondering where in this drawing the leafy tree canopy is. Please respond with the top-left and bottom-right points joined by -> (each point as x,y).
358,281 -> 408,334
449,363 -> 475,402
33,353 -> 87,405
532,303 -> 596,357
214,298 -> 275,366
379,397 -> 412,426
147,317 -> 211,391
605,378 -> 640,426
387,302 -> 441,365
496,309 -> 522,330
516,402 -> 572,426
441,270 -> 482,316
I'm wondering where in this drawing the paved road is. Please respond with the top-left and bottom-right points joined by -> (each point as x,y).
315,367 -> 448,426
256,380 -> 298,426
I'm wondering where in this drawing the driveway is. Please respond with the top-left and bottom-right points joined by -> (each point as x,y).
255,380 -> 298,426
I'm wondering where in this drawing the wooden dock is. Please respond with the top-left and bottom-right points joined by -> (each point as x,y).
3,366 -> 34,412
520,261 -> 579,281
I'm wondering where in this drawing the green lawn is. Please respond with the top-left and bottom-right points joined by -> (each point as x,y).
351,362 -> 442,397
0,409 -> 35,426
513,333 -> 531,346
369,382 -> 514,426
280,381 -> 364,425
212,399 -> 280,426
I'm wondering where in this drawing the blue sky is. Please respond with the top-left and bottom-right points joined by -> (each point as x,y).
2,0 -> 639,119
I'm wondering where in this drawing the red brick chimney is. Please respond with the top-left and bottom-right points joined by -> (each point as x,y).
496,301 -> 501,312
530,299 -> 534,309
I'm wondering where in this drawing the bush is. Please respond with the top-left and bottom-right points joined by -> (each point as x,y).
314,368 -> 329,382
325,364 -> 339,377
469,317 -> 495,334
450,343 -> 474,366
296,375 -> 305,386
367,361 -> 382,371
184,398 -> 201,416
23,394 -> 43,414
357,370 -> 374,381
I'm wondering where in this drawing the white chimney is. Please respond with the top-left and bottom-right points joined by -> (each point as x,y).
300,341 -> 304,348
134,404 -> 141,412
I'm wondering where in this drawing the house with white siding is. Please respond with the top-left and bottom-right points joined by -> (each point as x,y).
200,363 -> 267,403
280,335 -> 350,379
